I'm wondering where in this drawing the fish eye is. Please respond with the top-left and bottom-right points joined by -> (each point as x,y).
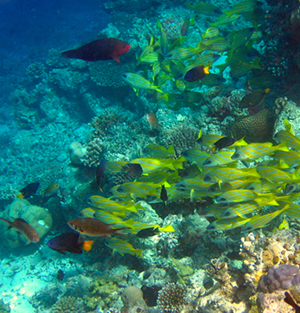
205,160 -> 212,165
121,73 -> 127,79
232,153 -> 239,159
218,197 -> 226,202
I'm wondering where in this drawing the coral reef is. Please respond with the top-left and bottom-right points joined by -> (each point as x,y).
51,296 -> 84,313
157,282 -> 187,313
230,108 -> 275,143
160,125 -> 198,157
0,299 -> 10,313
121,286 -> 149,312
89,60 -> 133,88
26,62 -> 47,80
80,138 -> 105,167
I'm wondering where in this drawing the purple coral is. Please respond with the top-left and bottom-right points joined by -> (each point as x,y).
258,264 -> 299,293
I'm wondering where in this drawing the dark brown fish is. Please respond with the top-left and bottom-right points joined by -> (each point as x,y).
284,291 -> 300,313
137,227 -> 159,238
239,88 -> 270,109
0,217 -> 40,243
184,65 -> 209,82
96,160 -> 106,192
47,232 -> 93,255
122,163 -> 143,178
160,185 -> 168,202
214,137 -> 236,151
62,38 -> 131,62
17,182 -> 40,199
147,113 -> 161,127
68,217 -> 124,237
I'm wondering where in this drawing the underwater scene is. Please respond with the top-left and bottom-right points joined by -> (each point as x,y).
2,0 -> 300,312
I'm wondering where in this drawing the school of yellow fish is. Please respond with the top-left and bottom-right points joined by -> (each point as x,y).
122,0 -> 270,107
81,118 -> 300,258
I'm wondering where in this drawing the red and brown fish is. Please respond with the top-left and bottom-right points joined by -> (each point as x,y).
62,38 -> 131,62
0,217 -> 40,243
68,217 -> 125,237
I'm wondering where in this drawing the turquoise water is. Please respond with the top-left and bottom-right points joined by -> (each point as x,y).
0,0 -> 299,312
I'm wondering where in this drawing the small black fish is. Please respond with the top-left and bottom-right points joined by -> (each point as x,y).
122,163 -> 143,178
160,185 -> 168,202
213,137 -> 236,151
18,182 -> 40,199
137,227 -> 160,238
284,291 -> 300,313
184,65 -> 209,82
96,160 -> 106,192
57,269 -> 64,281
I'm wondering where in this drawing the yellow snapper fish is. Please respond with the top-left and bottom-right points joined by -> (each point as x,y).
242,205 -> 288,231
116,182 -> 161,198
215,189 -> 258,203
256,166 -> 294,183
196,131 -> 223,147
273,218 -> 289,232
221,202 -> 259,218
203,167 -> 259,183
144,143 -> 175,158
176,178 -> 213,192
106,161 -> 129,173
121,72 -> 162,93
225,0 -> 260,16
130,157 -> 184,174
207,216 -> 251,231
202,151 -> 236,167
181,149 -> 210,167
94,211 -> 135,231
274,150 -> 300,166
157,20 -> 169,56
186,2 -> 222,15
131,221 -> 175,234
274,130 -> 300,151
88,195 -> 140,213
231,142 -> 289,161
202,26 -> 220,39
106,238 -> 143,258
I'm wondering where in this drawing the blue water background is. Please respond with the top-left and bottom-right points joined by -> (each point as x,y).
0,0 -> 110,124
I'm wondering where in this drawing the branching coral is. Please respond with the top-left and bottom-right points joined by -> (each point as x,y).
81,138 -> 105,167
160,125 -> 198,157
26,62 -> 46,80
51,296 -> 83,313
157,282 -> 187,313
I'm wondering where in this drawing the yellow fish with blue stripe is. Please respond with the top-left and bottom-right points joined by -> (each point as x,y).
221,202 -> 259,218
215,189 -> 258,203
256,166 -> 294,183
88,196 -> 140,213
207,216 -> 250,231
203,167 -> 259,183
274,130 -> 300,151
231,142 -> 289,161
121,72 -> 162,93
242,205 -> 288,231
106,238 -> 143,258
202,151 -> 236,167
274,150 -> 300,166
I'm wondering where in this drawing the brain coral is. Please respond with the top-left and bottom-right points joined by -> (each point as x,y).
0,198 -> 52,248
230,108 -> 275,143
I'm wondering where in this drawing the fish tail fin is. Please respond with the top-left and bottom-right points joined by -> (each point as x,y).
155,87 -> 163,93
204,66 -> 210,74
136,249 -> 143,259
0,217 -> 11,227
113,227 -> 127,236
114,56 -> 121,63
82,240 -> 94,252
265,88 -> 270,94
159,224 -> 175,232
16,194 -> 24,199
123,218 -> 135,231
275,142 -> 289,152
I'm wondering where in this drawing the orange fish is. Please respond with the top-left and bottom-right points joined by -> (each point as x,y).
0,217 -> 40,243
68,218 -> 125,237
147,113 -> 161,127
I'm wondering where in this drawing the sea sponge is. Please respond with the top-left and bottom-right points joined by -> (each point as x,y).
157,282 -> 187,313
122,286 -> 149,312
0,198 -> 52,248
230,108 -> 275,143
258,264 -> 299,293
51,296 -> 83,313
